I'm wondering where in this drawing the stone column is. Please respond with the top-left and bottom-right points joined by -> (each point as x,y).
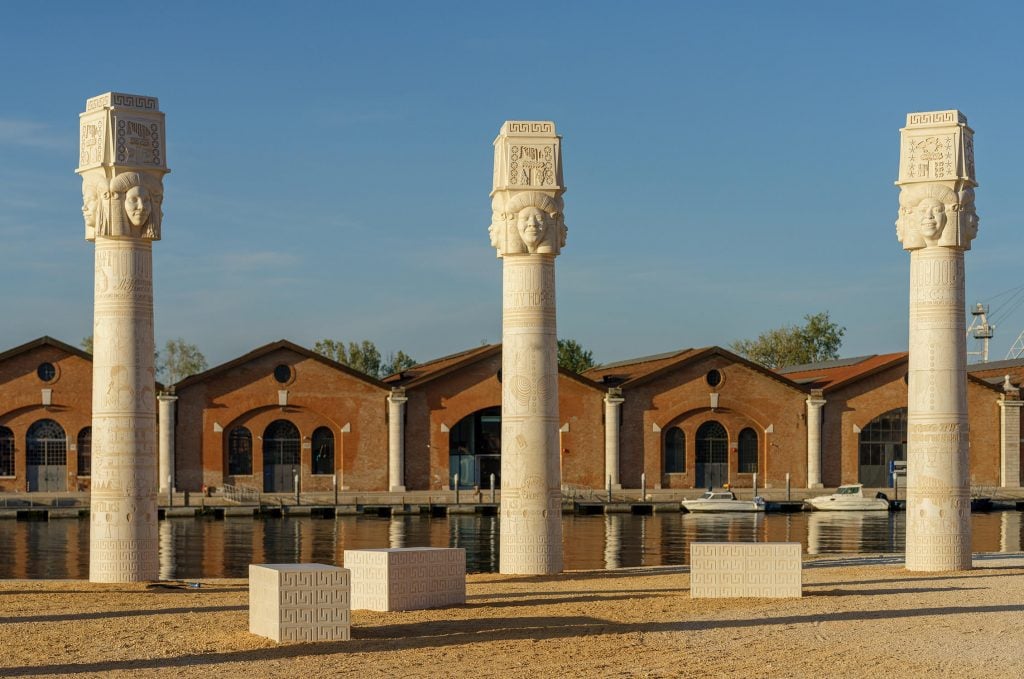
805,390 -> 825,488
998,382 -> 1022,488
158,392 -> 177,495
896,110 -> 978,571
387,388 -> 408,492
77,92 -> 169,582
604,388 -> 624,489
489,121 -> 567,575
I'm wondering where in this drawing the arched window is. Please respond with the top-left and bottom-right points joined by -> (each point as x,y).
263,420 -> 300,492
26,419 -> 67,492
0,426 -> 13,476
228,427 -> 253,476
695,420 -> 728,488
859,407 -> 907,487
664,427 -> 685,473
738,427 -> 758,474
77,427 -> 92,476
311,427 -> 334,475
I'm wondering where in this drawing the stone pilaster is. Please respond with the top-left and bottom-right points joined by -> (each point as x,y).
387,388 -> 408,492
604,388 -> 624,489
78,92 -> 168,582
896,110 -> 978,571
490,121 -> 567,575
998,382 -> 1022,488
805,390 -> 825,488
158,393 -> 177,494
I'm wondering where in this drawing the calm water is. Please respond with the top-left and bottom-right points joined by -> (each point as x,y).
1,511 -> 1021,579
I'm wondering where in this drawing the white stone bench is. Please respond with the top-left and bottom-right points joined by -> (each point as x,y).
344,547 -> 466,611
249,563 -> 351,643
690,542 -> 802,598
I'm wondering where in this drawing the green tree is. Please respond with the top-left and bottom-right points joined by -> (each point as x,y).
557,338 -> 596,373
313,339 -> 415,378
81,335 -> 93,355
730,312 -> 846,369
382,350 -> 417,377
158,338 -> 208,384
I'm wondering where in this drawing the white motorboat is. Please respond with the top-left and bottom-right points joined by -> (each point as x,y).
804,484 -> 890,511
682,490 -> 766,513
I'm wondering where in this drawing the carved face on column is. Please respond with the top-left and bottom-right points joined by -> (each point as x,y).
897,184 -> 959,249
516,207 -> 550,251
125,185 -> 152,228
109,171 -> 163,239
958,188 -> 979,243
495,191 -> 564,255
81,177 -> 108,240
916,198 -> 946,240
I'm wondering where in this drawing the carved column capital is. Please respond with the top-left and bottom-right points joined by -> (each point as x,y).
77,92 -> 169,242
895,110 -> 978,252
489,121 -> 567,257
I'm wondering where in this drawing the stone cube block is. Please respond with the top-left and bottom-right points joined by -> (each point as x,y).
344,547 -> 465,611
690,542 -> 802,598
249,563 -> 350,643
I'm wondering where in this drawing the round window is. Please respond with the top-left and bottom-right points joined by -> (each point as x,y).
706,369 -> 722,387
273,364 -> 292,384
37,362 -> 56,382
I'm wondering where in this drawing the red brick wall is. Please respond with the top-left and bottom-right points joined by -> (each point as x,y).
403,353 -> 604,490
0,344 -> 93,492
174,347 -> 388,492
819,363 -> 1002,487
618,353 -> 807,489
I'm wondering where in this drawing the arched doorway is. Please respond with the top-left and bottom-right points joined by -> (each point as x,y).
859,408 -> 907,487
263,420 -> 300,492
26,419 -> 67,492
738,427 -> 758,474
695,420 -> 728,489
449,406 -> 501,489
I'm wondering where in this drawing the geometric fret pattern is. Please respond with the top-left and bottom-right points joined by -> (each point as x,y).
344,548 -> 466,612
690,543 -> 802,598
249,563 -> 351,643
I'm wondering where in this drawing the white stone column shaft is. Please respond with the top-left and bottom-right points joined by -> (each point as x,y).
897,109 -> 977,572
490,120 -> 567,575
805,393 -> 825,488
158,394 -> 177,494
604,389 -> 624,489
91,238 -> 159,581
387,389 -> 408,492
998,394 -> 1022,488
501,255 -> 562,573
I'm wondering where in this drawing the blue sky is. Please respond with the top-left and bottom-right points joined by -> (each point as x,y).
2,1 -> 1023,368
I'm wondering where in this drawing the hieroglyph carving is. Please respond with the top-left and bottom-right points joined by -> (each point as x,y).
78,92 -> 167,582
896,110 -> 977,572
491,121 -> 565,575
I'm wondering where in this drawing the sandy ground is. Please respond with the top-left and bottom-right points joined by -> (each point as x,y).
1,554 -> 1023,678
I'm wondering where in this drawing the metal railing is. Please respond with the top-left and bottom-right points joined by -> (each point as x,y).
221,483 -> 260,504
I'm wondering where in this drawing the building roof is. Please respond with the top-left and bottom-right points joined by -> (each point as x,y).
173,339 -> 389,391
583,348 -> 700,385
584,346 -> 805,392
966,357 -> 1024,374
0,336 -> 92,364
383,344 -> 501,387
385,343 -> 603,391
779,353 -> 907,392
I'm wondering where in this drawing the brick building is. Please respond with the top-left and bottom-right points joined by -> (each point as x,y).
0,337 -> 94,493
1,337 -> 1021,493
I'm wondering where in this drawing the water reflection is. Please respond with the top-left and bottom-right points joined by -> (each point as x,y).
1,511 -> 1019,579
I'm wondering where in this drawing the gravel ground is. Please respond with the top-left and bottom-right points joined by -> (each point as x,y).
1,553 -> 1022,678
